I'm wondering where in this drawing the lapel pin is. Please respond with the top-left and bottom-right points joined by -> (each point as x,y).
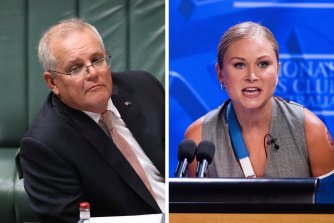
124,101 -> 132,107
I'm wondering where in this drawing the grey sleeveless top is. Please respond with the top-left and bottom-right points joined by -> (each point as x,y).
202,97 -> 311,177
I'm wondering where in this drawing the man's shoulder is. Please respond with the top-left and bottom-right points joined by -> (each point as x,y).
113,71 -> 163,88
22,94 -> 73,139
112,70 -> 152,79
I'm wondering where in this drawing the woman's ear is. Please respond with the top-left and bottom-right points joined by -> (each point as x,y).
216,63 -> 224,85
43,72 -> 59,95
276,62 -> 281,86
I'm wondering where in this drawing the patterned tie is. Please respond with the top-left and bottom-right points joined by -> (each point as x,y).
100,110 -> 156,199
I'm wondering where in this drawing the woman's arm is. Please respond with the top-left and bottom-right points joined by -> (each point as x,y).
304,108 -> 334,177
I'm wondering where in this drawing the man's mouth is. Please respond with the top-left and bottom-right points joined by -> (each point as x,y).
88,84 -> 103,92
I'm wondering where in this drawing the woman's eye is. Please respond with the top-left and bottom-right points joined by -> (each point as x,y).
234,63 -> 245,69
259,61 -> 269,68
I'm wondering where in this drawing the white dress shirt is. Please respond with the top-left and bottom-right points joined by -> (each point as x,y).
83,99 -> 165,212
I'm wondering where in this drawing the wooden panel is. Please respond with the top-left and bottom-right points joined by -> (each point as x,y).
169,213 -> 334,223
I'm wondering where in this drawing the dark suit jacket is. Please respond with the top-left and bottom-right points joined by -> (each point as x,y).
20,71 -> 165,223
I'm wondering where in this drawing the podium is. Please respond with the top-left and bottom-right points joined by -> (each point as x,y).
169,178 -> 334,223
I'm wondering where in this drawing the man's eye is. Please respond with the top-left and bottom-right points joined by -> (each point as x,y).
70,66 -> 81,72
93,57 -> 104,64
234,63 -> 245,69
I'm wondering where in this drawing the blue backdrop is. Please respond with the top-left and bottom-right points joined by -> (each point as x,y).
169,0 -> 334,177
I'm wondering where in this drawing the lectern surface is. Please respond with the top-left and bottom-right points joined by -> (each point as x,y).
169,178 -> 334,213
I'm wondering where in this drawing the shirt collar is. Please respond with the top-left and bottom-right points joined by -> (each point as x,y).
83,98 -> 121,123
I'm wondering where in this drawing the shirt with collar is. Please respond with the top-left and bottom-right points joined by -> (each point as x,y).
83,98 -> 165,212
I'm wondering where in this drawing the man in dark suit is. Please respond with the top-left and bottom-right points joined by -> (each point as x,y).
20,18 -> 165,223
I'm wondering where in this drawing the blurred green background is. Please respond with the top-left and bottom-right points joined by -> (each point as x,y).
0,1 -> 164,222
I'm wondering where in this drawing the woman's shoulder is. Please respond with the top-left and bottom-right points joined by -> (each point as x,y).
185,116 -> 204,144
304,107 -> 324,127
273,96 -> 305,125
304,107 -> 334,176
304,107 -> 327,138
273,96 -> 304,111
185,100 -> 230,143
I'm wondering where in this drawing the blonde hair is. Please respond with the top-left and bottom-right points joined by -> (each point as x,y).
217,21 -> 279,68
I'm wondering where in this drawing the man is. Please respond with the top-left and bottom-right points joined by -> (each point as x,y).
20,18 -> 165,223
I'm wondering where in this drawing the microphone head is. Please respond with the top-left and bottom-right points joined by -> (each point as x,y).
196,140 -> 215,163
177,139 -> 197,162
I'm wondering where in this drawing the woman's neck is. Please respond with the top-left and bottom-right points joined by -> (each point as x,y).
233,100 -> 272,132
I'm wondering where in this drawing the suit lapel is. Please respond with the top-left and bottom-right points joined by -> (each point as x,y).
112,93 -> 164,177
111,72 -> 165,177
52,94 -> 160,212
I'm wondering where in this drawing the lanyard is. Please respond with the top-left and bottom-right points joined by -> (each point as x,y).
226,102 -> 256,178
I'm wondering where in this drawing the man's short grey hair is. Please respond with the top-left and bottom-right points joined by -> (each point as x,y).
38,18 -> 105,72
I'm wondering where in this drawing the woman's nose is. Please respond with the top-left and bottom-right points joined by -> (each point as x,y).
246,68 -> 259,82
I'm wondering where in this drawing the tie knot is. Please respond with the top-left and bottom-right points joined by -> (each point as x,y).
101,110 -> 112,120
100,110 -> 115,132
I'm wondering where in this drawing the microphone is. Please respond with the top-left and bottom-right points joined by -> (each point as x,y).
266,135 -> 279,150
196,140 -> 215,178
174,139 -> 197,177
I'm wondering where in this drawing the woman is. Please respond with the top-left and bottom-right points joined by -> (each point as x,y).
185,21 -> 334,178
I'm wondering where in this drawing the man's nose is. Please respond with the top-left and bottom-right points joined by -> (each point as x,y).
85,64 -> 98,78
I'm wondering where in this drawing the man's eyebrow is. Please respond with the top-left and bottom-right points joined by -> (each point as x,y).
62,51 -> 105,65
61,58 -> 82,69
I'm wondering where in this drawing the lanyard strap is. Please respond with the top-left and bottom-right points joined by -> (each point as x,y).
226,102 -> 256,178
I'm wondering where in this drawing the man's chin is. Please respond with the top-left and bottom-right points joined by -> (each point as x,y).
86,97 -> 110,113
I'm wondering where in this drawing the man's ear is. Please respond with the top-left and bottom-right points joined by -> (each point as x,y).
43,72 -> 59,95
216,63 -> 224,85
